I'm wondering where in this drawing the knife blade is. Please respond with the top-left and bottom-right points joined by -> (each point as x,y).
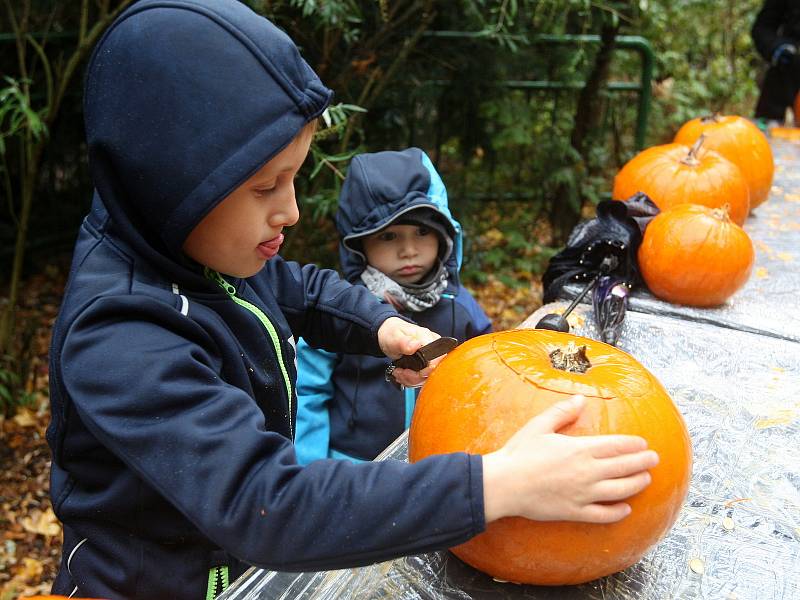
385,336 -> 459,387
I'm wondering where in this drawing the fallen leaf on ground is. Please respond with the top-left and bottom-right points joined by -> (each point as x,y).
20,508 -> 61,538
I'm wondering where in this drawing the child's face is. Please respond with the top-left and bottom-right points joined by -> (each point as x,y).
362,224 -> 439,285
182,126 -> 313,277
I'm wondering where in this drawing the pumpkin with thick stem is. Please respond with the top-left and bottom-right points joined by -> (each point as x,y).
612,136 -> 750,225
673,114 -> 774,210
638,203 -> 754,307
408,329 -> 692,586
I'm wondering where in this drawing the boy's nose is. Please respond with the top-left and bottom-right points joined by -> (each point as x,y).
399,239 -> 418,257
271,189 -> 299,227
284,197 -> 300,226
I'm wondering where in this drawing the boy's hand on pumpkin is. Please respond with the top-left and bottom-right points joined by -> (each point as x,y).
482,395 -> 659,525
378,317 -> 440,387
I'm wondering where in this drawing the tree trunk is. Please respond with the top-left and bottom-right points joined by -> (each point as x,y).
550,21 -> 621,244
0,144 -> 40,355
571,22 -> 620,155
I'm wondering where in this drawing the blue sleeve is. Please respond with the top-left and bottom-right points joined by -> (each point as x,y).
455,285 -> 494,337
294,338 -> 337,465
257,257 -> 408,356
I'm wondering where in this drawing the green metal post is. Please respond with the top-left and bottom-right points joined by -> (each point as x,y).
531,34 -> 654,151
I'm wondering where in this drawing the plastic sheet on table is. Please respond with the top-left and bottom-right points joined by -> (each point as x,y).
222,308 -> 800,600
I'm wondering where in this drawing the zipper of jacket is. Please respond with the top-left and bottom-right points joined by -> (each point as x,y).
206,565 -> 229,600
205,268 -> 294,438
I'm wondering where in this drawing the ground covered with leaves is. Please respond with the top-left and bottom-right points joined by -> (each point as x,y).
0,251 -> 542,598
1,260 -> 67,599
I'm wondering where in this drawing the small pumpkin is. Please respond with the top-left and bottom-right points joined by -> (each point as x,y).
673,114 -> 774,210
638,203 -> 754,307
612,137 -> 750,225
409,329 -> 692,586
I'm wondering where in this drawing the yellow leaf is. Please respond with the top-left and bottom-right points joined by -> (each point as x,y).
12,409 -> 37,428
482,228 -> 504,247
755,267 -> 769,279
20,507 -> 62,538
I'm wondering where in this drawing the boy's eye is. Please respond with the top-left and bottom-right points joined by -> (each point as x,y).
377,231 -> 397,242
254,185 -> 276,197
417,226 -> 431,236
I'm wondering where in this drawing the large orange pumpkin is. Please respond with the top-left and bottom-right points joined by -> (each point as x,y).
409,329 -> 692,586
673,114 -> 774,209
612,137 -> 750,225
638,203 -> 754,307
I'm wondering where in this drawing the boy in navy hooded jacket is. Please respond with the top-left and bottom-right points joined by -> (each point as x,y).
47,1 -> 660,598
294,149 -> 492,463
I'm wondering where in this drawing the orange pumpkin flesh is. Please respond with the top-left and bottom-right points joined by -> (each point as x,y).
612,138 -> 750,225
638,203 -> 754,307
673,114 -> 774,210
409,330 -> 692,586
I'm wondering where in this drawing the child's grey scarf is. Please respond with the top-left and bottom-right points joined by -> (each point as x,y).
360,263 -> 448,312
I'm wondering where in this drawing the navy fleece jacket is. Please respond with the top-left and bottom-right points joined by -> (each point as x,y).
47,2 -> 485,599
295,149 -> 492,463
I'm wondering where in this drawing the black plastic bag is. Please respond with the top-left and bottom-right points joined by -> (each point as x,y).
542,193 -> 659,303
540,193 -> 659,344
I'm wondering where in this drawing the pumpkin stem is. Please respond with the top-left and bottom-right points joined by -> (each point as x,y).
549,342 -> 591,374
700,113 -> 722,123
711,203 -> 731,221
681,134 -> 706,167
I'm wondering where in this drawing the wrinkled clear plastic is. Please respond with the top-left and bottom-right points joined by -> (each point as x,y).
220,140 -> 800,600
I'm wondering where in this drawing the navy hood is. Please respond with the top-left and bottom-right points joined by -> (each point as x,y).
83,0 -> 331,280
335,148 -> 464,284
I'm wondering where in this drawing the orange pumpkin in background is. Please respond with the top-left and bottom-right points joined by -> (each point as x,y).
638,203 -> 754,307
409,329 -> 692,586
612,137 -> 750,225
673,114 -> 774,209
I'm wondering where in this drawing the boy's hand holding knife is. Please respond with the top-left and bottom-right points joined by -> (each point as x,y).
377,317 -> 458,388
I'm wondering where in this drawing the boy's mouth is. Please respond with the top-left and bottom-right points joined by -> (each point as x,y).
397,265 -> 422,275
257,233 -> 284,259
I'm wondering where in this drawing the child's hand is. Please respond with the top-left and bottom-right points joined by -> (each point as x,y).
482,395 -> 659,524
378,317 -> 441,388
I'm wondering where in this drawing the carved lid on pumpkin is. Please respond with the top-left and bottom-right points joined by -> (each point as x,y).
492,330 -> 654,400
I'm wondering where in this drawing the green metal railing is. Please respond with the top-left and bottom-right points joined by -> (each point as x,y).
420,31 -> 654,151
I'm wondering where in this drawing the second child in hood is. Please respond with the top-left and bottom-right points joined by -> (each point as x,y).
294,148 -> 493,463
